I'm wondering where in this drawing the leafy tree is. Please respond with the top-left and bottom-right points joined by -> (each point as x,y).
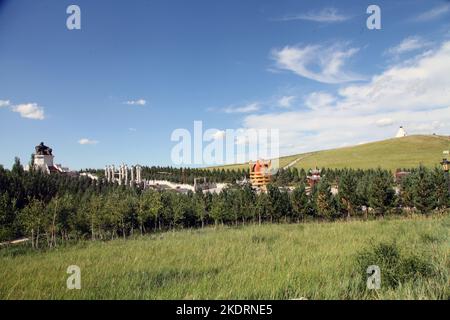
210,193 -> 225,226
193,192 -> 207,228
86,194 -> 103,240
137,190 -> 162,234
0,192 -> 17,241
19,198 -> 46,249
45,194 -> 75,247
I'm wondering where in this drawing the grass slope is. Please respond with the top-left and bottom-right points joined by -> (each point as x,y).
211,135 -> 450,171
0,214 -> 448,299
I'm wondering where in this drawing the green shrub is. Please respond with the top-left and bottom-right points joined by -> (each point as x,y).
355,241 -> 435,290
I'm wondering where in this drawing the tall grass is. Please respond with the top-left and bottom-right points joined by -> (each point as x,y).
0,214 -> 448,299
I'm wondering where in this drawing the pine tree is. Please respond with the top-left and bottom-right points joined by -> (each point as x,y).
255,192 -> 269,225
368,169 -> 395,217
433,167 -> 449,211
291,183 -> 309,222
400,173 -> 415,214
314,177 -> 336,219
210,194 -> 224,227
412,166 -> 435,214
356,172 -> 370,219
338,170 -> 359,219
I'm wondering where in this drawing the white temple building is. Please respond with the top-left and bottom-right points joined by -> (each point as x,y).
395,126 -> 407,138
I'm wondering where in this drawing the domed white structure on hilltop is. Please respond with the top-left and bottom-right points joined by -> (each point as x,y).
395,126 -> 407,138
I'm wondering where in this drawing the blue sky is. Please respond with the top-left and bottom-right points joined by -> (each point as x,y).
1,0 -> 450,169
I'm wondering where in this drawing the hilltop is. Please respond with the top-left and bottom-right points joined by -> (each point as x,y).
211,135 -> 450,172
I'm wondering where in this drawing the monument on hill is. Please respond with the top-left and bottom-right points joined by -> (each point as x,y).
395,126 -> 407,138
28,142 -> 71,174
33,142 -> 55,173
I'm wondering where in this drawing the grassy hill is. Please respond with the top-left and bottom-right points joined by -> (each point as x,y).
211,135 -> 450,172
0,215 -> 448,299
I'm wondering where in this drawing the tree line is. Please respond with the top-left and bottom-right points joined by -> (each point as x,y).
84,166 -> 250,185
0,158 -> 448,248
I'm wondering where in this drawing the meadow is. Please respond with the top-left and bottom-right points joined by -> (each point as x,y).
0,214 -> 448,300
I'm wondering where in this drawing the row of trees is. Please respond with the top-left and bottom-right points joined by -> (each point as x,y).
85,166 -> 250,185
1,159 -> 448,248
86,165 -> 356,186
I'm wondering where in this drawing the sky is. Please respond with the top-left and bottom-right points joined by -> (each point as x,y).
0,0 -> 450,170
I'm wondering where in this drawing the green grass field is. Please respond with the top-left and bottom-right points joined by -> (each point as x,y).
0,214 -> 448,300
211,135 -> 450,171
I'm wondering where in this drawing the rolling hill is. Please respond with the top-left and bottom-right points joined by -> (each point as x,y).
210,135 -> 450,172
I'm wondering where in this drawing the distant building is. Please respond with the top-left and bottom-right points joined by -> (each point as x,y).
395,126 -> 407,138
307,168 -> 321,188
394,170 -> 410,184
249,160 -> 272,191
26,142 -> 70,174
79,172 -> 99,180
26,142 -> 96,180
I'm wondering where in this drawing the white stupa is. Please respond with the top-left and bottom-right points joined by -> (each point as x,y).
395,126 -> 407,138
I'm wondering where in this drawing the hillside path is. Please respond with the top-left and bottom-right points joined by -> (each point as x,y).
283,154 -> 312,170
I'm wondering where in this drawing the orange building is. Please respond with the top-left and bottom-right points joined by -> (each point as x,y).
249,160 -> 272,190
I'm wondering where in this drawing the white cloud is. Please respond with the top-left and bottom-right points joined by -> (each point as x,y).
125,99 -> 146,106
337,41 -> 450,113
78,138 -> 99,145
0,100 -> 10,107
277,8 -> 350,23
415,4 -> 450,22
128,128 -> 137,132
11,103 -> 45,120
386,36 -> 430,57
224,102 -> 260,114
271,43 -> 364,83
212,130 -> 226,140
305,92 -> 336,110
242,40 -> 450,155
375,118 -> 395,127
277,96 -> 296,108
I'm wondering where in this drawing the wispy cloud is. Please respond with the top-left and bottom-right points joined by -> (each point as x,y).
414,4 -> 450,22
224,102 -> 260,114
78,138 -> 99,145
0,100 -> 10,107
11,103 -> 45,120
271,42 -> 364,84
124,99 -> 146,106
386,36 -> 431,57
276,7 -> 350,23
277,96 -> 296,108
